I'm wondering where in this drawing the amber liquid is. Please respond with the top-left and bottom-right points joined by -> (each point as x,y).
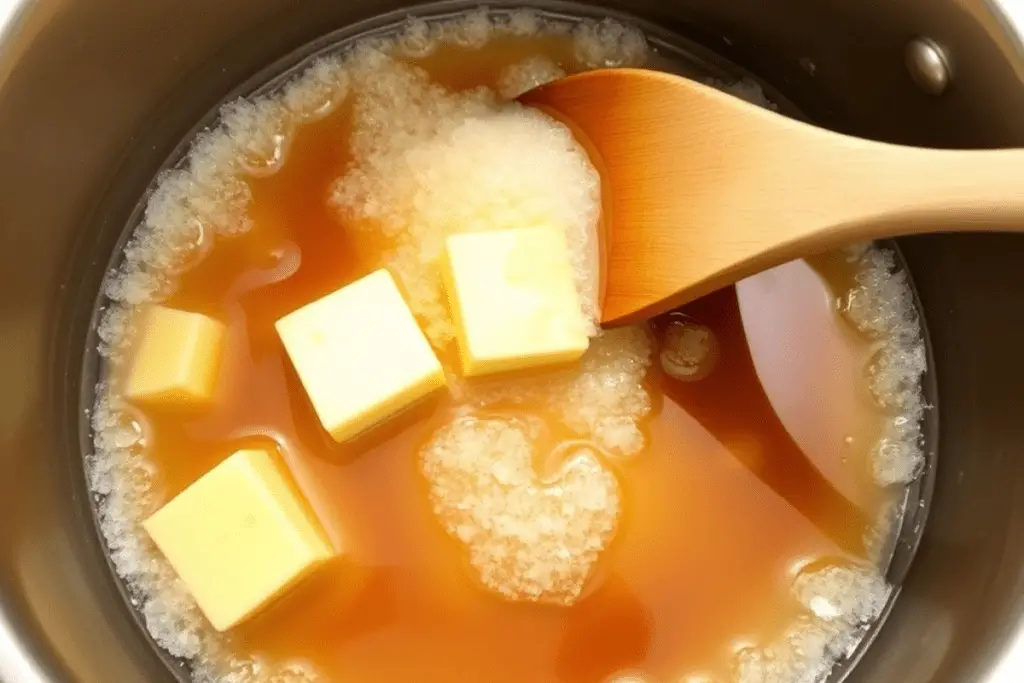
128,36 -> 892,683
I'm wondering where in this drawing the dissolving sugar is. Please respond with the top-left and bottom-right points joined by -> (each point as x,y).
87,8 -> 929,683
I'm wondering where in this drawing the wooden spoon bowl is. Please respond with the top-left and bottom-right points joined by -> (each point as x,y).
520,69 -> 1024,326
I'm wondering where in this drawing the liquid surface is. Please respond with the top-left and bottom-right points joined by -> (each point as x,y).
90,12 -> 925,683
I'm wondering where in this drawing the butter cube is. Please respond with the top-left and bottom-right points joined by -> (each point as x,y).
124,305 -> 226,406
143,449 -> 334,631
442,226 -> 590,377
276,269 -> 446,443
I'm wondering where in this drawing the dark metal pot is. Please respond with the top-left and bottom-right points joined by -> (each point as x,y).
1,1 -> 1023,683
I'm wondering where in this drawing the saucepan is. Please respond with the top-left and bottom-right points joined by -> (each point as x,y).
0,1 -> 1022,683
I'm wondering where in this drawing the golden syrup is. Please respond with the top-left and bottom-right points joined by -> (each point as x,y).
123,36 -> 894,683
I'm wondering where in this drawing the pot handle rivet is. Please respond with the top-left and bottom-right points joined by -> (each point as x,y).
906,37 -> 951,96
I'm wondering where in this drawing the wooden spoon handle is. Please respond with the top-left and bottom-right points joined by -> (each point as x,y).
526,68 -> 1024,324
601,141 -> 1024,326
713,141 -> 1024,294
825,144 -> 1024,238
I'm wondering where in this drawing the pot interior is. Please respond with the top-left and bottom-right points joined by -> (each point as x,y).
0,3 -> 1021,683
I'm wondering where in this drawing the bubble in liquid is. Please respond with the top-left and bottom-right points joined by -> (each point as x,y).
220,99 -> 294,176
504,9 -> 543,36
282,57 -> 350,122
836,286 -> 884,339
871,435 -> 924,487
213,656 -> 321,683
733,647 -> 767,683
792,562 -> 890,626
114,419 -> 145,449
864,344 -> 926,414
447,7 -> 493,48
498,55 -> 566,99
573,18 -> 648,68
678,674 -> 722,683
705,77 -> 778,111
660,320 -> 718,381
607,675 -> 654,683
842,242 -> 872,261
396,17 -> 438,58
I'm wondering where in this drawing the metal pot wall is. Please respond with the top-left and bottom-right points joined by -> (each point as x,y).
0,1 -> 1022,683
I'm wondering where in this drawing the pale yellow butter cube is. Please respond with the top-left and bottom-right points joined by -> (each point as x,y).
442,226 -> 590,377
143,448 -> 334,631
124,305 -> 226,406
276,269 -> 446,443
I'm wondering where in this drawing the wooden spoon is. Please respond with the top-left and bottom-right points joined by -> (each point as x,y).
519,68 -> 1024,326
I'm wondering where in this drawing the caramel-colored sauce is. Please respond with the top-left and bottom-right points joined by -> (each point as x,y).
126,36 -> 892,683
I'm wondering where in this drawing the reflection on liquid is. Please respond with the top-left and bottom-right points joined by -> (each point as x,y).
654,282 -> 874,556
555,575 -> 652,683
737,259 -> 880,510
